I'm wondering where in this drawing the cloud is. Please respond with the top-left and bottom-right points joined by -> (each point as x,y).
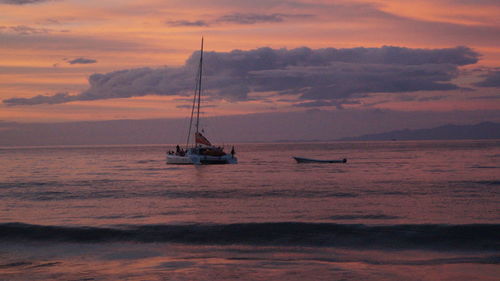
294,100 -> 360,109
249,62 -> 461,101
168,13 -> 313,27
417,95 -> 447,102
294,100 -> 336,107
3,92 -> 74,105
216,13 -> 312,25
217,13 -> 283,24
474,70 -> 500,87
66,57 -> 98,64
166,20 -> 209,27
2,45 -> 480,106
0,0 -> 53,4
37,17 -> 76,25
0,25 -> 51,35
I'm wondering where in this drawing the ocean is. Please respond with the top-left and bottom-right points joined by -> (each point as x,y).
1,140 -> 499,280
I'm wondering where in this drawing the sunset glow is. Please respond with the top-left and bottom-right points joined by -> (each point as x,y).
1,3 -> 500,280
1,0 -> 499,125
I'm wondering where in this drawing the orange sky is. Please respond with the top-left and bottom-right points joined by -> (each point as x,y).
1,0 -> 499,123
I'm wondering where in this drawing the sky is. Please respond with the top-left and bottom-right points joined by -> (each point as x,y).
1,0 -> 500,141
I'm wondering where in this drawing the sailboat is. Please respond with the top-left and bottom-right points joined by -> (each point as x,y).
166,38 -> 237,165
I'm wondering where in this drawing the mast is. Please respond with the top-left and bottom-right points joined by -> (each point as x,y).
195,37 -> 203,135
186,37 -> 204,148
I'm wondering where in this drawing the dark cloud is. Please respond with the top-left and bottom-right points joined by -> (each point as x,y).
417,95 -> 447,102
166,20 -> 209,27
294,100 -> 360,109
66,57 -> 97,64
0,0 -> 52,4
294,100 -> 338,107
168,13 -> 313,27
2,45 -> 479,106
388,94 -> 449,103
0,25 -> 51,35
4,92 -> 74,105
217,13 -> 283,24
216,13 -> 312,24
249,62 -> 460,101
474,70 -> 500,87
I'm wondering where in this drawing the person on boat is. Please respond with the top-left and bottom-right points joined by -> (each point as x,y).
231,146 -> 235,157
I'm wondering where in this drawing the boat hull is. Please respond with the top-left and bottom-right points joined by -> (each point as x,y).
293,157 -> 347,163
166,154 -> 195,164
167,153 -> 237,165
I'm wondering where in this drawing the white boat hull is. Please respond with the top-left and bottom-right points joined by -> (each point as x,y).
166,154 -> 195,164
167,153 -> 237,165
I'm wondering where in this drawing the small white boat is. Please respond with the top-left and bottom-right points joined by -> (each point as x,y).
166,38 -> 237,165
293,156 -> 347,163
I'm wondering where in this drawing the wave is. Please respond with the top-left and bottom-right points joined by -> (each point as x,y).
1,222 -> 498,251
309,256 -> 500,265
327,214 -> 400,220
2,188 -> 361,201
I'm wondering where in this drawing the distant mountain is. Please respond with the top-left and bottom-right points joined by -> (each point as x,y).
340,122 -> 500,141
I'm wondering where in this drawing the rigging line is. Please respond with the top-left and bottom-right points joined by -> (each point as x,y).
186,83 -> 198,148
186,67 -> 200,148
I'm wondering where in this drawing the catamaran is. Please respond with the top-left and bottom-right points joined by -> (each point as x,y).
166,38 -> 237,165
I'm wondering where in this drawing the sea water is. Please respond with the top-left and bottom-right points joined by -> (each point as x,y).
0,140 -> 499,280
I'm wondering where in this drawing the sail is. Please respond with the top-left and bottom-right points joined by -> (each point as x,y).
195,132 -> 212,147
